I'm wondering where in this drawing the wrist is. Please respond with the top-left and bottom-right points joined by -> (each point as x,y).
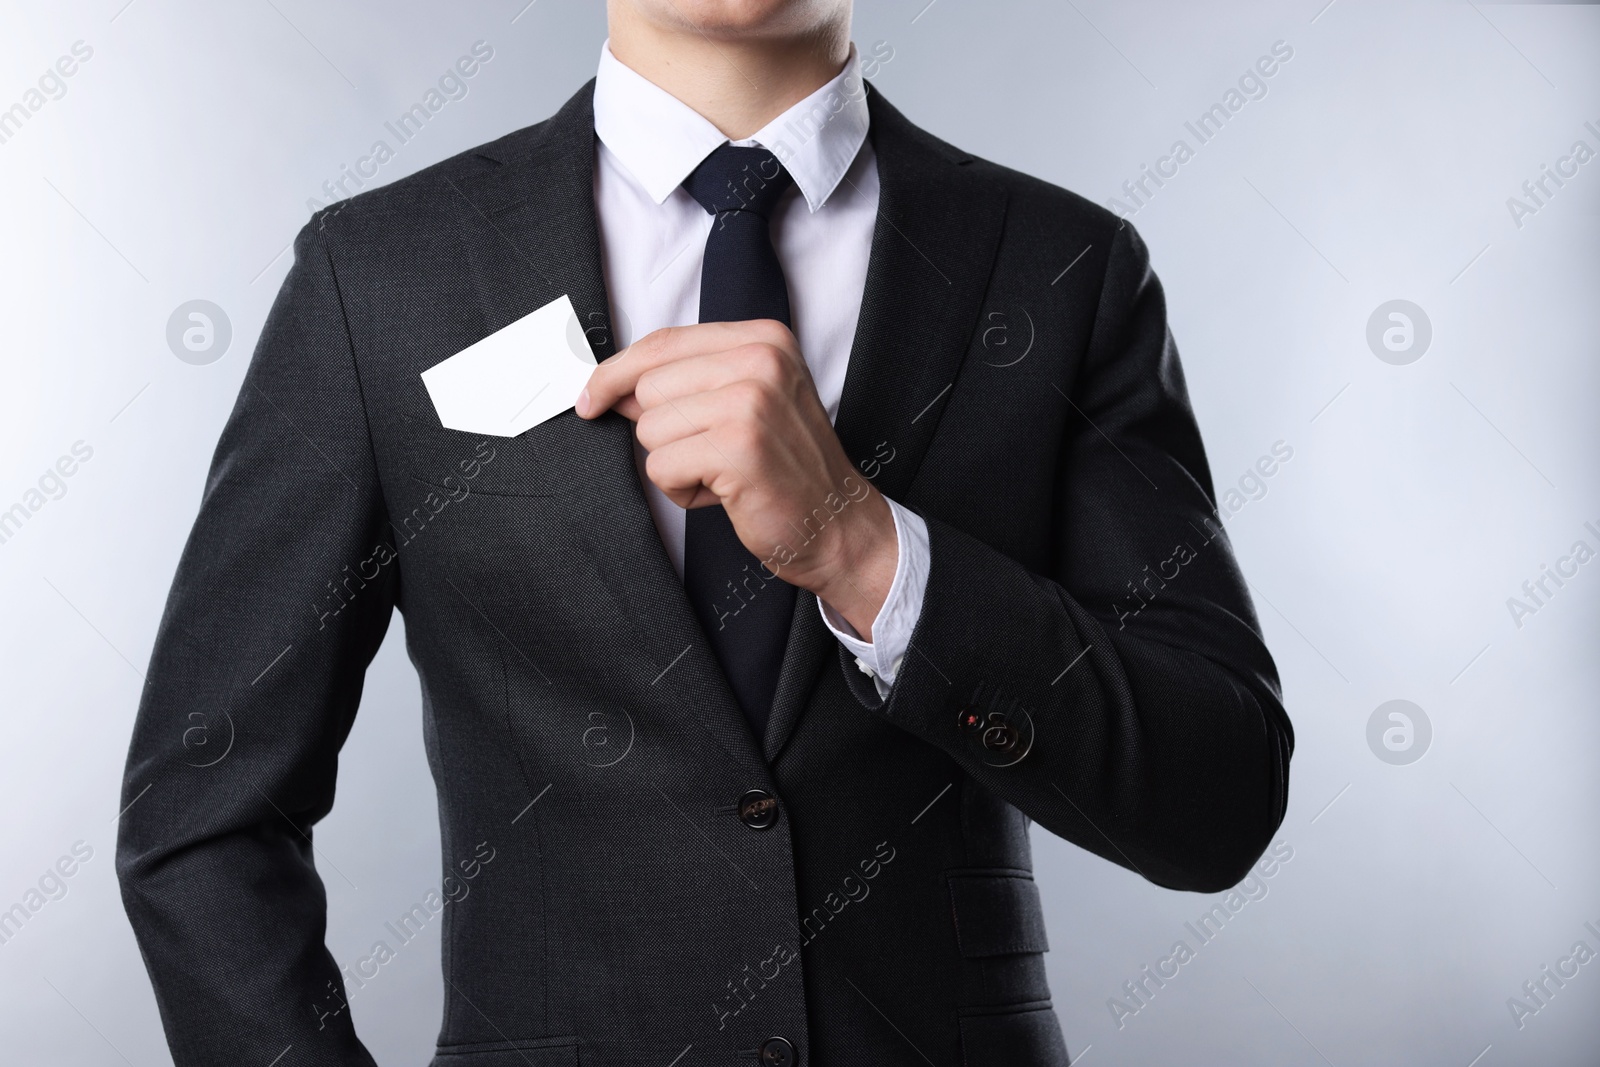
804,491 -> 897,637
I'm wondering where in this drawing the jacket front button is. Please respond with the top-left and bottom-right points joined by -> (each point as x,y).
737,789 -> 779,830
759,1036 -> 796,1066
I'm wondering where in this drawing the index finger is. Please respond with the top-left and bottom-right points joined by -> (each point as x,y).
577,320 -> 794,418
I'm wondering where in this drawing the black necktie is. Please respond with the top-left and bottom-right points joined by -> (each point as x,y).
679,144 -> 800,740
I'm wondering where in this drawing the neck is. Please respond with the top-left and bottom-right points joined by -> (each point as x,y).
606,7 -> 851,140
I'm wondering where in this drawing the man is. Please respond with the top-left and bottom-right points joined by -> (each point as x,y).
118,1 -> 1292,1064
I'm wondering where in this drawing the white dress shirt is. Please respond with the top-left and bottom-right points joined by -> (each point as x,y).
591,41 -> 928,694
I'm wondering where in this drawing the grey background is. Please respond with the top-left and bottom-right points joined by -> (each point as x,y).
1,1 -> 1596,1064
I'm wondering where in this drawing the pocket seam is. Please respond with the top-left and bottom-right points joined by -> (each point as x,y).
434,1036 -> 579,1055
945,866 -> 1034,880
957,998 -> 1054,1019
406,472 -> 556,500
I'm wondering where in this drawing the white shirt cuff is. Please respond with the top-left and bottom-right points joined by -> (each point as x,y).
817,499 -> 930,699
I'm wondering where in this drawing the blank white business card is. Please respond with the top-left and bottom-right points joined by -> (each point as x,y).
420,294 -> 595,436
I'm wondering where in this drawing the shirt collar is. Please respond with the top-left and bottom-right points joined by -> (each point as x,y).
593,40 -> 870,214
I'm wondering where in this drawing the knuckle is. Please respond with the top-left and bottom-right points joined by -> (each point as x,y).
733,379 -> 771,417
635,409 -> 662,448
755,319 -> 792,347
639,326 -> 674,361
737,343 -> 786,387
728,414 -> 765,453
635,367 -> 664,402
644,448 -> 672,484
755,343 -> 789,381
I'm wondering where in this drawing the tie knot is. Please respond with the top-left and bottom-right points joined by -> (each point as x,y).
683,144 -> 794,220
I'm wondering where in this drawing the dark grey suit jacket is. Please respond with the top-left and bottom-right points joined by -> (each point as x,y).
118,80 -> 1292,1067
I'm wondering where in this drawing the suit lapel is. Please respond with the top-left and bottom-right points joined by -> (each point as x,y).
451,82 -> 768,776
761,86 -> 1011,760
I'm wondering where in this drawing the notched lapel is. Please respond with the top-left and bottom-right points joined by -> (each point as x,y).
832,87 -> 1009,503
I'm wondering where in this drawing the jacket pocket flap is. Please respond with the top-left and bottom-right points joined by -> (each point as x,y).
948,871 -> 1049,957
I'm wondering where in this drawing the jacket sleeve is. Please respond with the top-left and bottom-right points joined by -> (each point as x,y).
843,220 -> 1293,893
117,215 -> 395,1065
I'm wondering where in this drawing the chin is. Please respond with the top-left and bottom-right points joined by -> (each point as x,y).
638,0 -> 845,39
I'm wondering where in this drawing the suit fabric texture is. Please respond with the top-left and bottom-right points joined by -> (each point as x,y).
117,80 -> 1293,1067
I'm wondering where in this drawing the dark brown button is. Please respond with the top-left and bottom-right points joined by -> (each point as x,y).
759,1036 -> 796,1066
738,789 -> 779,830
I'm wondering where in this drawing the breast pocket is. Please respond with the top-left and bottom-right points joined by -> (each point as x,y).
403,403 -> 626,500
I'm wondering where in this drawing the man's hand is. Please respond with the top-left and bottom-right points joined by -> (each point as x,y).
577,319 -> 896,638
